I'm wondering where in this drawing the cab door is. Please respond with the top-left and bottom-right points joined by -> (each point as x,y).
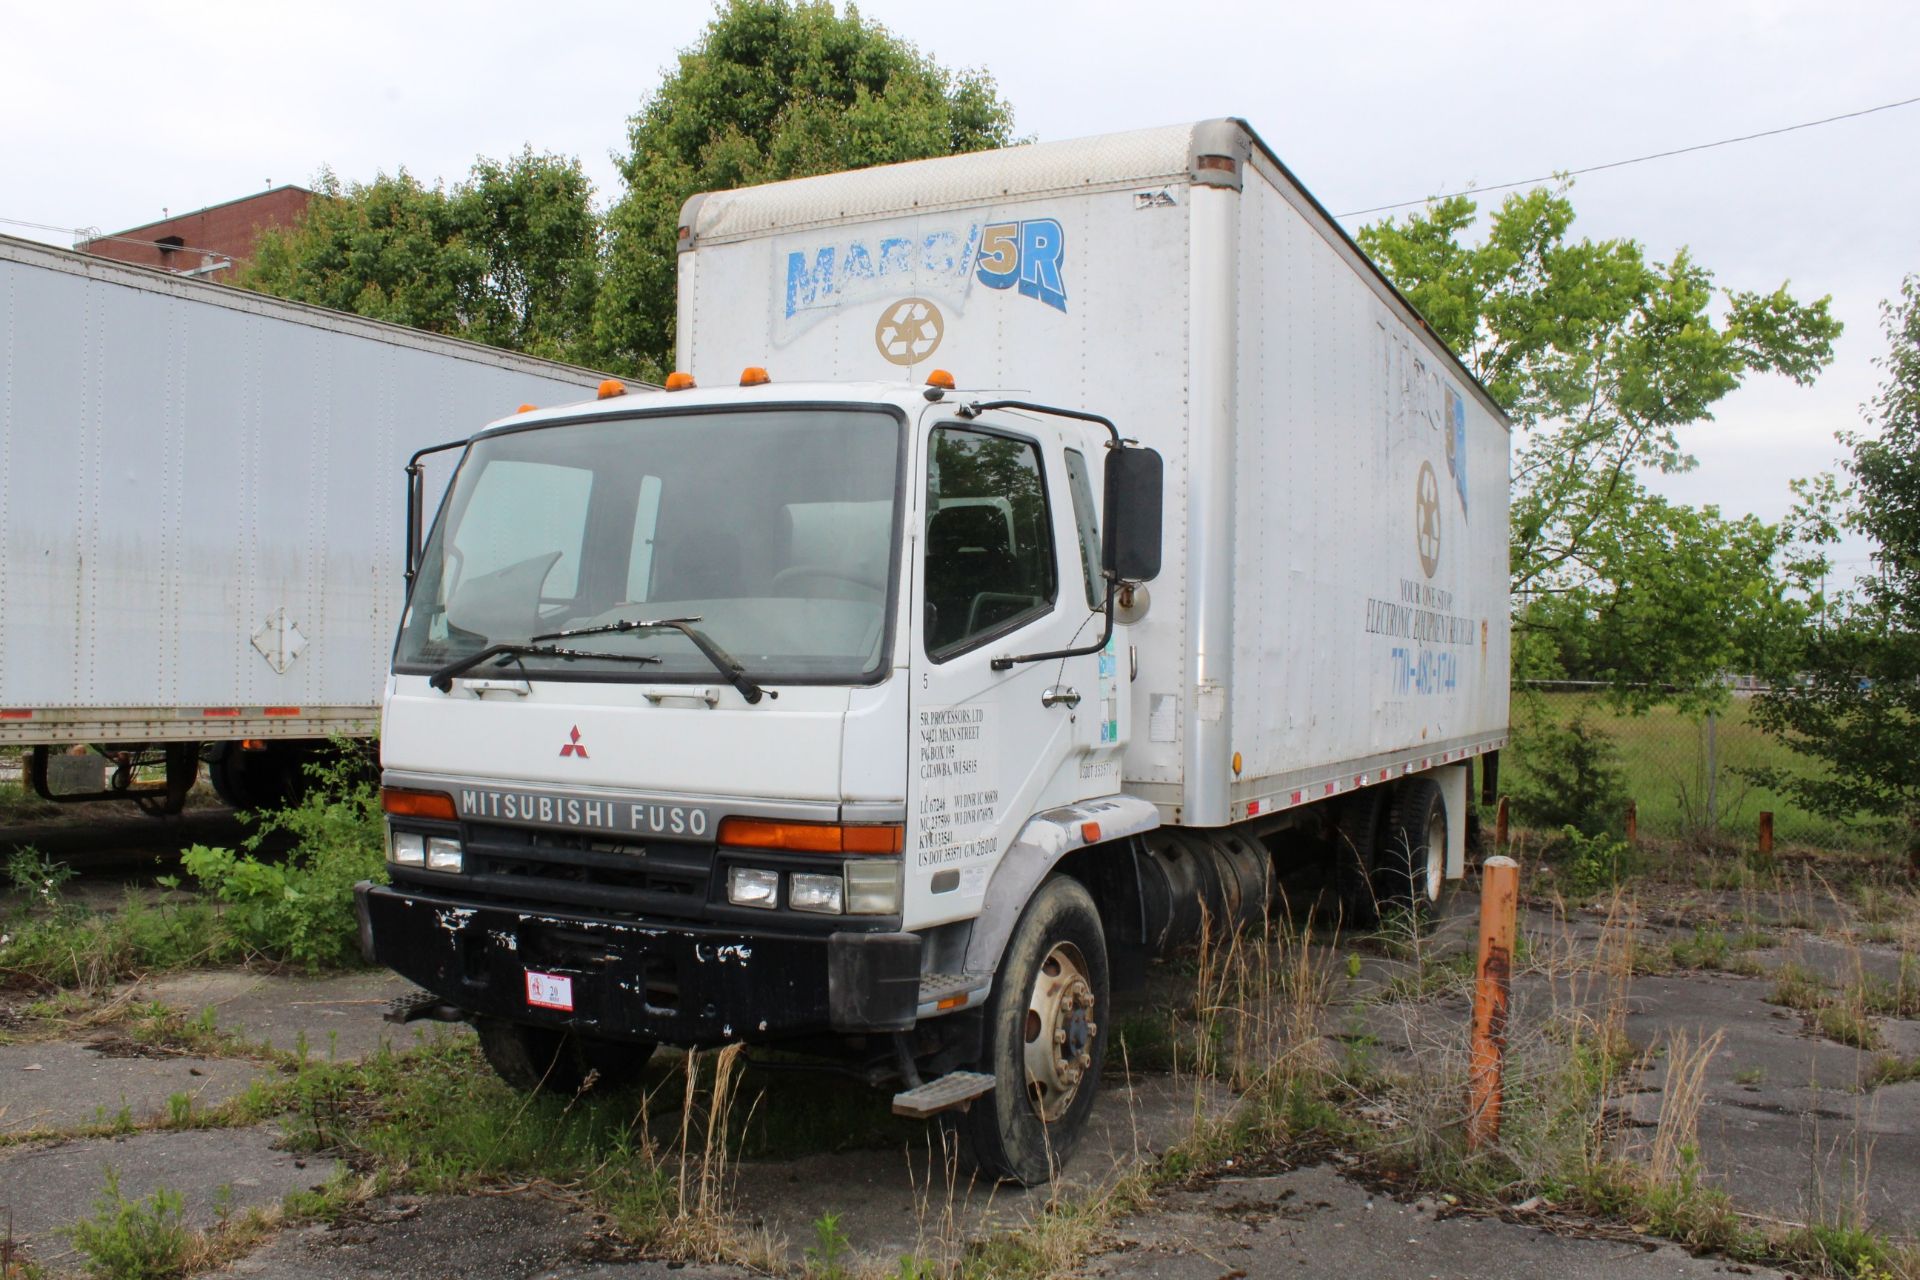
904,411 -> 1105,929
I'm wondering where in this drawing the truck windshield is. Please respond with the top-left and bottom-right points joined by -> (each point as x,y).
395,407 -> 902,685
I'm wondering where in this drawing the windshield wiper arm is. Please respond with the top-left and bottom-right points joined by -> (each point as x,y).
428,643 -> 661,693
532,615 -> 767,705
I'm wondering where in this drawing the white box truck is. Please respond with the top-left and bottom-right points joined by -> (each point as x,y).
0,234 -> 614,811
361,119 -> 1510,1183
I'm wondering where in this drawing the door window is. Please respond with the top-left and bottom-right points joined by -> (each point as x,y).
1062,448 -> 1104,609
924,427 -> 1056,660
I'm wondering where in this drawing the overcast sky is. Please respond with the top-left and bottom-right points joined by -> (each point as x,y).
5,0 -> 1914,574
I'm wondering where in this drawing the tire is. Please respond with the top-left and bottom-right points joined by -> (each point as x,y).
1377,778 -> 1450,918
474,1018 -> 656,1094
960,876 -> 1110,1185
205,741 -> 310,811
1331,791 -> 1386,929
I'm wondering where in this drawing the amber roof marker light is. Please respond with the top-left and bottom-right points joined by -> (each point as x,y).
740,366 -> 770,386
597,379 -> 627,400
665,371 -> 696,392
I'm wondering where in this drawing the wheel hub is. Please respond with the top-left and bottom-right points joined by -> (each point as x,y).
1023,942 -> 1098,1122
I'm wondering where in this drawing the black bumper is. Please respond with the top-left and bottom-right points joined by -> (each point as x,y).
355,882 -> 921,1045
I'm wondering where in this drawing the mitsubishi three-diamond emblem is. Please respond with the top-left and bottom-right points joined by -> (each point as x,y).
559,726 -> 588,758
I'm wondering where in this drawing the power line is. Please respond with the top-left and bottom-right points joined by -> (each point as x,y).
0,215 -> 231,262
1336,92 -> 1920,220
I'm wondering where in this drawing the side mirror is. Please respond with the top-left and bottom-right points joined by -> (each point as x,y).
1103,445 -> 1163,583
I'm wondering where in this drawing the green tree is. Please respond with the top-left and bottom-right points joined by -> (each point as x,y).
1358,189 -> 1843,707
1750,276 -> 1920,870
240,148 -> 601,363
597,0 -> 1016,378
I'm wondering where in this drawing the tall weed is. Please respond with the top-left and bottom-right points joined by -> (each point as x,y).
181,742 -> 382,969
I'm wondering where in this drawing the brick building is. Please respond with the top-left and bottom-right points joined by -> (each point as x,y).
78,186 -> 312,279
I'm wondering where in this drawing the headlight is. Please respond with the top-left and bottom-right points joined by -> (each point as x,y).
844,859 -> 902,915
727,866 -> 780,909
788,872 -> 844,914
426,837 -> 464,873
390,831 -> 425,866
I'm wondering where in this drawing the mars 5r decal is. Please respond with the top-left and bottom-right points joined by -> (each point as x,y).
974,219 -> 1067,312
773,212 -> 1067,343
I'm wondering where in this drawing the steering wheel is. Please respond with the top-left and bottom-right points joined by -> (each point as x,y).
771,566 -> 882,596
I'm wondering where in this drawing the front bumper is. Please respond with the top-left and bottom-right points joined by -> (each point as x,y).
356,882 -> 921,1045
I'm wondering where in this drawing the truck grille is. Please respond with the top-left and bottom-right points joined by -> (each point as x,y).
455,822 -> 714,919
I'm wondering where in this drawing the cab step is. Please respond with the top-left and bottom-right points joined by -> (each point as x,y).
384,990 -> 467,1025
891,1070 -> 996,1119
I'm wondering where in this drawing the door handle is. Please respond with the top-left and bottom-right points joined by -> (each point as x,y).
1042,686 -> 1081,709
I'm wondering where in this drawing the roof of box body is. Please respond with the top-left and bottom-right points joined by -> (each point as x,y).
680,122 -> 1200,245
679,118 -> 1510,428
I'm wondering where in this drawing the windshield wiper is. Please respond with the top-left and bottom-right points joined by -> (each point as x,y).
428,643 -> 661,693
532,615 -> 767,705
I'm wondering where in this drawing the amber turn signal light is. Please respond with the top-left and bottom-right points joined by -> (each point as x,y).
381,787 -> 457,821
716,818 -> 904,854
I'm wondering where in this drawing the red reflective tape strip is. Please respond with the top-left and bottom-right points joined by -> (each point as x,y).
0,709 -> 31,719
202,708 -> 241,717
264,707 -> 301,716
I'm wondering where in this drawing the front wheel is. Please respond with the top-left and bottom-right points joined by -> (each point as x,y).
474,1018 -> 655,1094
960,876 -> 1109,1185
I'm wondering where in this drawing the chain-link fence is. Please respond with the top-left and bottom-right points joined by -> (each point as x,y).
1503,680 -> 1874,851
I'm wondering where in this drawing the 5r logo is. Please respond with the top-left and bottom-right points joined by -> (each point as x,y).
976,218 -> 1067,312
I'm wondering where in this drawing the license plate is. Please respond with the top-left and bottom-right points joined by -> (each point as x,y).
525,970 -> 574,1011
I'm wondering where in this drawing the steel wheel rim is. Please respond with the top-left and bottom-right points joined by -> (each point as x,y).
1022,940 -> 1097,1123
1423,808 -> 1446,902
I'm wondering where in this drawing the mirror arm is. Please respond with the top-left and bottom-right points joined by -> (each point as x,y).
403,439 -> 473,588
990,575 -> 1118,672
956,398 -> 1132,451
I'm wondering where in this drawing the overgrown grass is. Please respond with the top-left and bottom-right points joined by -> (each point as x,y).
0,744 -> 383,995
1506,693 -> 1879,851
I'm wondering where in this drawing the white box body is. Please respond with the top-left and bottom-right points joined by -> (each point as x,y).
675,119 -> 1510,825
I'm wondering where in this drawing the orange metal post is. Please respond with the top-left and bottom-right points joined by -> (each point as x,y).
1468,855 -> 1520,1152
1625,800 -> 1638,846
1758,811 -> 1774,858
1494,795 -> 1510,850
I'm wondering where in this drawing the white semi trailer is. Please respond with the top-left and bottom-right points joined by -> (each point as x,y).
0,234 -> 613,811
361,119 -> 1511,1183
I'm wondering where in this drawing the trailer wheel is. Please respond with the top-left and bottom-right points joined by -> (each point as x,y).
1377,779 -> 1449,918
960,876 -> 1109,1185
474,1018 -> 655,1094
1332,791 -> 1386,930
205,741 -> 313,811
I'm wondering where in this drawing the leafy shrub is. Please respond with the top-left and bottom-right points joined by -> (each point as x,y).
1549,825 -> 1639,896
181,742 -> 383,970
1510,716 -> 1629,835
64,1168 -> 189,1279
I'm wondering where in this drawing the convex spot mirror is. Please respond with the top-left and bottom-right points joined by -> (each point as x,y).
1103,445 -> 1163,584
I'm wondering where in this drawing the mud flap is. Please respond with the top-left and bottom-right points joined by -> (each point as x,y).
828,931 -> 921,1033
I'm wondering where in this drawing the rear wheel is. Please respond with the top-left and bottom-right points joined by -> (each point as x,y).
474,1018 -> 656,1094
1331,791 -> 1386,929
1377,778 -> 1449,918
960,876 -> 1109,1185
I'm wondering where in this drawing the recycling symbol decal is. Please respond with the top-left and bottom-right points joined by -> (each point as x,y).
875,297 -> 944,366
1415,461 -> 1442,579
